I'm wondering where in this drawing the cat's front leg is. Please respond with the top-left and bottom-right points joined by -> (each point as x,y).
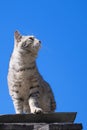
23,101 -> 30,114
28,91 -> 43,114
12,97 -> 23,114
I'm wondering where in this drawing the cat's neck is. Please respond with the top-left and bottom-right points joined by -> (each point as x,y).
12,49 -> 37,64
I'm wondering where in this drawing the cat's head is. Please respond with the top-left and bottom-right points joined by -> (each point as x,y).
14,30 -> 41,56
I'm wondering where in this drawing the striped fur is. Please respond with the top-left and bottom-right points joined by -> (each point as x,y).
7,31 -> 56,114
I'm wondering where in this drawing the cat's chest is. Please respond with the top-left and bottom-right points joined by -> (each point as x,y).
10,57 -> 32,70
9,53 -> 40,86
11,74 -> 40,98
10,57 -> 37,78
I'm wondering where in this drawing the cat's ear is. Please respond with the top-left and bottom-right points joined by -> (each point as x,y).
14,30 -> 22,42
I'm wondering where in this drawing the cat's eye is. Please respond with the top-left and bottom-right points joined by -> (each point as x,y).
22,42 -> 28,48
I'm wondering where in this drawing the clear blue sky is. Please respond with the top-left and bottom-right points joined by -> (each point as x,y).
0,0 -> 87,129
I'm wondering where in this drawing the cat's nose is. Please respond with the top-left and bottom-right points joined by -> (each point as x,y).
39,40 -> 41,44
36,41 -> 41,47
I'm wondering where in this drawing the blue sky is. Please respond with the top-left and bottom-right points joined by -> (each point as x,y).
0,0 -> 87,129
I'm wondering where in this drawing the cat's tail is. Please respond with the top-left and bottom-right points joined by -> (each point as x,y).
50,99 -> 56,111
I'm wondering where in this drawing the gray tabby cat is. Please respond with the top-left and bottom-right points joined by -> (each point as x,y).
7,31 -> 56,114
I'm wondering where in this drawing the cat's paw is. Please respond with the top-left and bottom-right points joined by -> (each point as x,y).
34,107 -> 43,114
